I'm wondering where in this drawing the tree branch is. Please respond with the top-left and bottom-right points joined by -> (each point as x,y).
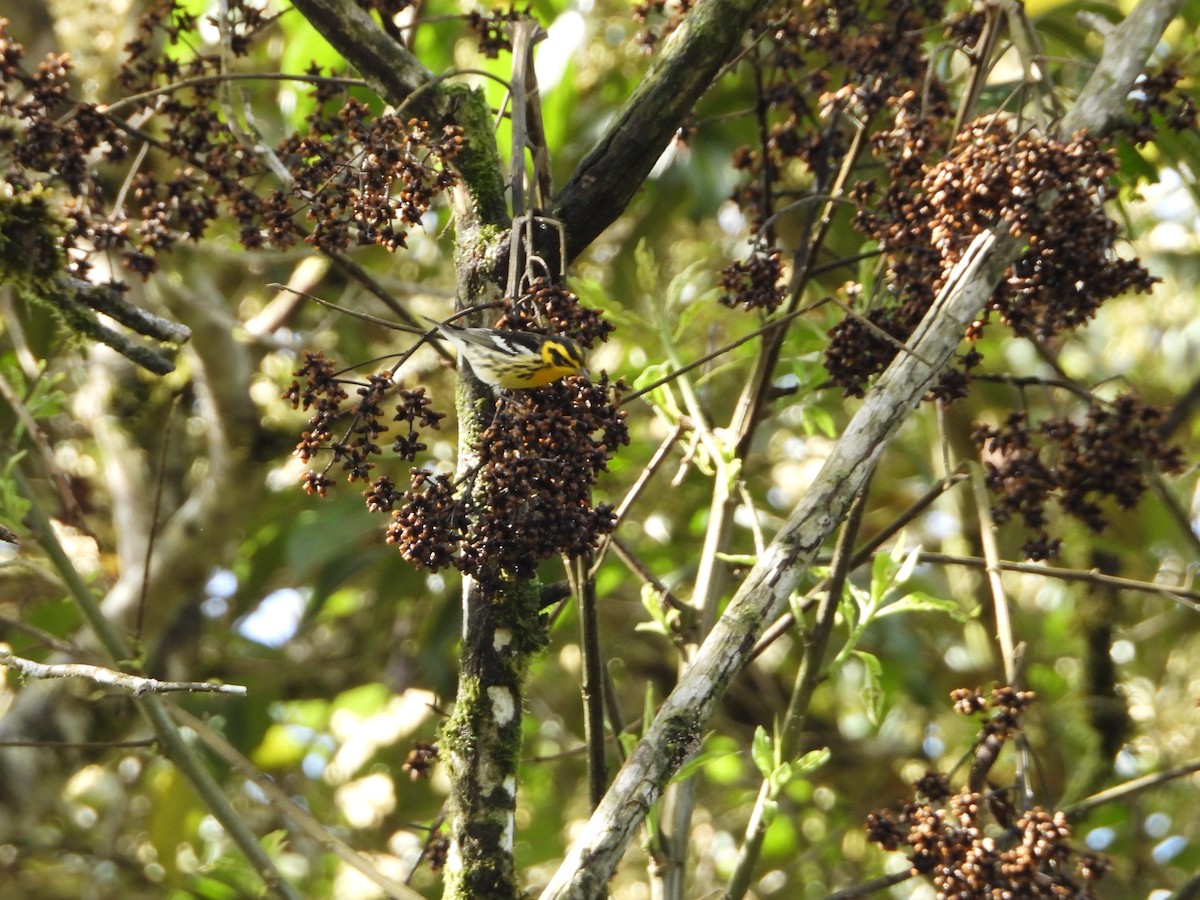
554,0 -> 773,261
0,649 -> 247,697
288,0 -> 438,115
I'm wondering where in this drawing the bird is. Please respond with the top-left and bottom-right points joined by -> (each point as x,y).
425,317 -> 587,389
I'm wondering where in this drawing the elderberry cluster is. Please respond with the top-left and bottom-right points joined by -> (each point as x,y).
972,395 -> 1183,560
0,3 -> 463,284
828,112 -> 1157,396
866,688 -> 1108,898
718,249 -> 785,313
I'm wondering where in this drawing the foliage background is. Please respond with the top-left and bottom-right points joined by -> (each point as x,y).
0,0 -> 1198,897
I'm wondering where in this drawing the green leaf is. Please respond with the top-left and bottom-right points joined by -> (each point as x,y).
768,761 -> 794,795
715,552 -> 759,566
751,725 -> 775,779
634,240 -> 660,296
894,544 -> 922,586
642,684 -> 656,735
802,404 -> 838,438
793,747 -> 831,776
855,650 -> 885,726
638,582 -> 671,635
878,591 -> 971,621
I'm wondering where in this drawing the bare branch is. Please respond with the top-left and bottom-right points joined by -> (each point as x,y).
0,649 -> 247,697
554,0 -> 774,261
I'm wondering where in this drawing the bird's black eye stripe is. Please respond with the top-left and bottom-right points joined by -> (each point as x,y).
548,346 -> 573,368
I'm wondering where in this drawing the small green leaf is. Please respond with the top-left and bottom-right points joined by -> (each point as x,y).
751,725 -> 774,779
638,582 -> 671,635
803,405 -> 838,438
879,592 -> 971,622
769,761 -> 794,794
870,546 -> 898,601
793,747 -> 831,776
894,544 -> 922,585
635,621 -> 669,636
855,650 -> 885,726
642,685 -> 656,734
668,740 -> 727,785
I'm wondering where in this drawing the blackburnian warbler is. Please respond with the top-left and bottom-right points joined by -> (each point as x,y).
425,318 -> 588,389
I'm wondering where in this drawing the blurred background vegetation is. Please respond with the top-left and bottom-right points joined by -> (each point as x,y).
0,0 -> 1198,897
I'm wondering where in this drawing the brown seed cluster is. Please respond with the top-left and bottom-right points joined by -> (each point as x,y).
951,685 -> 1036,740
830,111 -> 1157,395
401,740 -> 439,780
972,396 -> 1183,560
718,248 -> 785,313
458,374 -> 627,582
631,0 -> 695,51
1127,64 -> 1198,142
465,4 -> 530,58
496,278 -> 614,349
726,0 -> 950,233
711,3 -> 1163,400
386,470 -> 462,572
424,831 -> 450,873
283,355 -> 448,497
867,688 -> 1107,897
0,3 -> 462,283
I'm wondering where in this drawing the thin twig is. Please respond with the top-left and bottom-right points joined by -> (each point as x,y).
0,649 -> 247,697
1061,757 -> 1200,819
590,422 -> 687,575
619,303 -> 823,406
137,393 -> 182,641
569,554 -> 608,810
970,463 -> 1017,685
913,552 -> 1200,612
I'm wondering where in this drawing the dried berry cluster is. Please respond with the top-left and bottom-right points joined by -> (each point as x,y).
972,395 -> 1183,560
285,355 -> 448,495
496,278 -> 613,348
0,3 -> 462,283
424,831 -> 450,873
1127,64 -> 1198,142
274,102 -> 463,253
718,248 -> 785,312
632,0 -> 698,50
383,371 -> 627,583
706,0 -> 1161,405
829,113 -> 1156,396
727,0 -> 951,234
402,740 -> 439,780
461,375 -> 627,579
285,292 -> 628,584
465,4 -> 531,58
867,688 -> 1108,898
